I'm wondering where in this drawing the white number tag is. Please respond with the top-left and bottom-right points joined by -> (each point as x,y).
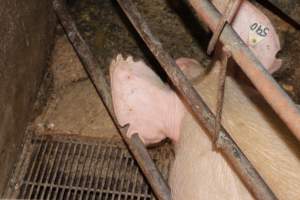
248,22 -> 269,46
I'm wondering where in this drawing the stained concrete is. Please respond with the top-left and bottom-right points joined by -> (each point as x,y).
32,36 -> 119,139
0,0 -> 55,195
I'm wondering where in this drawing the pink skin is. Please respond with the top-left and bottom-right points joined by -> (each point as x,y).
212,0 -> 282,73
110,55 -> 185,145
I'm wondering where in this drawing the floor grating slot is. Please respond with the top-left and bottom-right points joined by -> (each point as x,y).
5,134 -> 173,199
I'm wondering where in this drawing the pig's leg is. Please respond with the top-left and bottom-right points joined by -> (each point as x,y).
110,54 -> 186,145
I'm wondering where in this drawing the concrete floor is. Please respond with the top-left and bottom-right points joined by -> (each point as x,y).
31,36 -> 119,139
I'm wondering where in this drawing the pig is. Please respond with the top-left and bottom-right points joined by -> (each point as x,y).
170,58 -> 300,200
110,55 -> 300,200
211,0 -> 282,73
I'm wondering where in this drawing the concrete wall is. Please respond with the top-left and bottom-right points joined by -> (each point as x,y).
0,0 -> 55,194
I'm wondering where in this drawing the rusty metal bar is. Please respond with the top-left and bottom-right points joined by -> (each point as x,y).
256,0 -> 300,25
207,0 -> 242,55
214,50 -> 230,148
52,1 -> 171,199
187,0 -> 300,142
116,0 -> 277,199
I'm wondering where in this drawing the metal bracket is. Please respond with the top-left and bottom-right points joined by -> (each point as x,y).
207,0 -> 242,55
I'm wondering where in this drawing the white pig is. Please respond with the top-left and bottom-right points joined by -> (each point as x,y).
170,58 -> 300,200
110,55 -> 300,200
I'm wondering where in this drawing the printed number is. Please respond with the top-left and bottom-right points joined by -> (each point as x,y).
250,23 -> 269,37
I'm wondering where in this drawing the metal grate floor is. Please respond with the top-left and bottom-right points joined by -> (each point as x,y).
5,134 -> 173,199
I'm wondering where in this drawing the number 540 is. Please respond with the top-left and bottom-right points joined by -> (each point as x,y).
250,23 -> 269,37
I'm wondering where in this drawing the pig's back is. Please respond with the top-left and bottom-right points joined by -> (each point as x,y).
194,62 -> 300,199
169,111 -> 254,200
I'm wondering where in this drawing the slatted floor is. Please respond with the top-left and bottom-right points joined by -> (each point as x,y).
5,134 -> 173,199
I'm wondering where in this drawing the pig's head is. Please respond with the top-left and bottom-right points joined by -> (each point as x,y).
110,54 -> 186,145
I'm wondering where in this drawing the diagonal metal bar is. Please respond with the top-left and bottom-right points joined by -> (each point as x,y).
207,0 -> 242,55
187,0 -> 300,142
52,1 -> 171,199
256,0 -> 300,25
116,0 -> 277,199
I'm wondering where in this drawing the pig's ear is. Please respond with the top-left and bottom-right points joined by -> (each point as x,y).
176,57 -> 206,81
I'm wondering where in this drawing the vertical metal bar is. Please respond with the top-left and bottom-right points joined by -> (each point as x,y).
215,51 -> 230,147
78,144 -> 96,200
131,161 -> 140,198
52,142 -> 73,200
123,158 -> 135,200
117,151 -> 131,200
27,141 -> 52,199
40,142 -> 62,199
19,138 -> 45,198
86,144 -> 102,200
91,143 -> 110,200
58,143 -> 78,200
116,0 -> 277,199
65,143 -> 83,199
110,149 -> 125,199
99,147 -> 116,199
52,1 -> 172,199
32,142 -> 58,199
73,145 -> 89,198
104,147 -> 120,200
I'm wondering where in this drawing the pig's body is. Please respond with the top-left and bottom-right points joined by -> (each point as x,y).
169,110 -> 253,200
110,55 -> 300,200
169,60 -> 300,200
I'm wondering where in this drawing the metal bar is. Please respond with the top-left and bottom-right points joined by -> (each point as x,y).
52,143 -> 73,200
85,143 -> 101,200
187,0 -> 300,142
52,1 -> 171,199
42,143 -> 64,199
215,50 -> 230,147
91,143 -> 110,200
256,0 -> 300,25
116,0 -> 277,200
58,143 -> 78,200
78,144 -> 96,200
117,149 -> 131,200
207,0 -> 242,55
66,143 -> 83,199
18,138 -> 45,198
28,141 -> 52,199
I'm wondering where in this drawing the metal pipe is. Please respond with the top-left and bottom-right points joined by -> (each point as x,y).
256,0 -> 300,25
187,0 -> 300,142
207,0 -> 242,55
116,0 -> 277,199
52,1 -> 172,199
